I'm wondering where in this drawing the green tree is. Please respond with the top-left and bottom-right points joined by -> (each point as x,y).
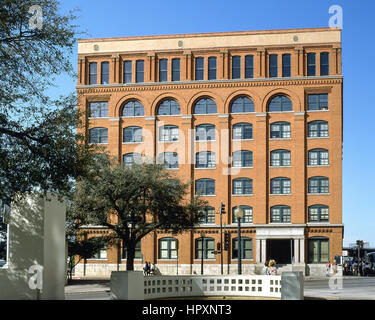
70,160 -> 206,271
0,0 -> 94,204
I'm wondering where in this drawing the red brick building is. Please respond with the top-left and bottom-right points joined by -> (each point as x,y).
76,28 -> 343,276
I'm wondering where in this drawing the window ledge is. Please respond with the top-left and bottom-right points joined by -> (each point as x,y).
308,193 -> 330,196
195,195 -> 216,197
307,109 -> 329,112
270,193 -> 292,196
269,166 -> 292,168
86,258 -> 108,261
122,142 -> 143,144
232,166 -> 253,169
88,117 -> 109,119
270,138 -> 292,141
121,116 -> 145,119
195,167 -> 216,170
195,140 -> 217,143
307,165 -> 330,168
159,141 -> 179,143
307,137 -> 330,139
232,139 -> 254,141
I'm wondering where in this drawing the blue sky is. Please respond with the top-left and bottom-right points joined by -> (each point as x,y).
56,0 -> 375,247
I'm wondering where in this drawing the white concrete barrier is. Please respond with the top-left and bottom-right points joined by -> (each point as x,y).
111,272 -> 282,299
0,193 -> 66,300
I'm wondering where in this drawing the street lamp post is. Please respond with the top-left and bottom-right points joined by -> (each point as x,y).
234,207 -> 244,275
200,231 -> 206,275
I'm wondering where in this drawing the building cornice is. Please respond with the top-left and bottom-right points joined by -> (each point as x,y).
76,76 -> 343,94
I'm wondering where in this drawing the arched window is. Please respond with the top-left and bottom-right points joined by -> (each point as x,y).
308,205 -> 329,222
194,98 -> 217,114
199,206 -> 215,224
232,178 -> 253,195
232,237 -> 253,259
270,121 -> 291,139
122,100 -> 144,117
159,125 -> 179,142
308,237 -> 329,263
308,177 -> 329,194
233,123 -> 253,140
157,99 -> 181,116
232,205 -> 253,223
268,95 -> 293,112
270,177 -> 291,194
123,153 -> 142,167
230,97 -> 255,113
158,237 -> 178,259
308,120 -> 329,137
270,149 -> 291,166
158,152 -> 178,169
195,124 -> 215,141
123,126 -> 142,143
195,178 -> 215,196
270,205 -> 291,223
195,151 -> 216,168
232,150 -> 253,167
89,127 -> 108,144
195,237 -> 215,259
308,149 -> 329,166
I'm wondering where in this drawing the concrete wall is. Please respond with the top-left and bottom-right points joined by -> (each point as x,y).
0,194 -> 66,300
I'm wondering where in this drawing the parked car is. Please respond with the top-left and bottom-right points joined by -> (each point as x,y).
0,259 -> 6,268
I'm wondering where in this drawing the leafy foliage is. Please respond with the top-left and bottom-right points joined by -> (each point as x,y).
70,159 -> 206,270
0,0 -> 95,203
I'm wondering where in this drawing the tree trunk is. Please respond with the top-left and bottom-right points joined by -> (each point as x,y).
126,241 -> 136,271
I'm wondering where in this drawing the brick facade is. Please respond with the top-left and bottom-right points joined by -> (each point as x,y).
76,28 -> 343,276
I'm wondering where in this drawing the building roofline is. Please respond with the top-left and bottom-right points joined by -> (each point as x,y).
78,27 -> 341,43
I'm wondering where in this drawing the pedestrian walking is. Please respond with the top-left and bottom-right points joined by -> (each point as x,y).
326,260 -> 332,276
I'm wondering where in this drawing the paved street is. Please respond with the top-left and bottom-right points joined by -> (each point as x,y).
65,276 -> 375,300
304,277 -> 375,300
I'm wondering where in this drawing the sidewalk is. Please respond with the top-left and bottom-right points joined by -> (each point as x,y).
65,277 -> 110,294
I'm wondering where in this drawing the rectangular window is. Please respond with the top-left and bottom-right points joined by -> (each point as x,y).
308,94 -> 328,110
89,62 -> 97,85
320,52 -> 329,76
282,54 -> 291,77
307,53 -> 316,76
232,56 -> 241,79
308,239 -> 329,263
159,59 -> 168,82
123,61 -> 132,83
245,55 -> 254,78
269,54 -> 278,78
89,101 -> 108,118
101,62 -> 109,84
172,58 -> 180,81
195,57 -> 204,80
136,60 -> 144,83
208,57 -> 217,80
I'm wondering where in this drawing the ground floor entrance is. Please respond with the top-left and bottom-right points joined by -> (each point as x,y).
266,239 -> 294,265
